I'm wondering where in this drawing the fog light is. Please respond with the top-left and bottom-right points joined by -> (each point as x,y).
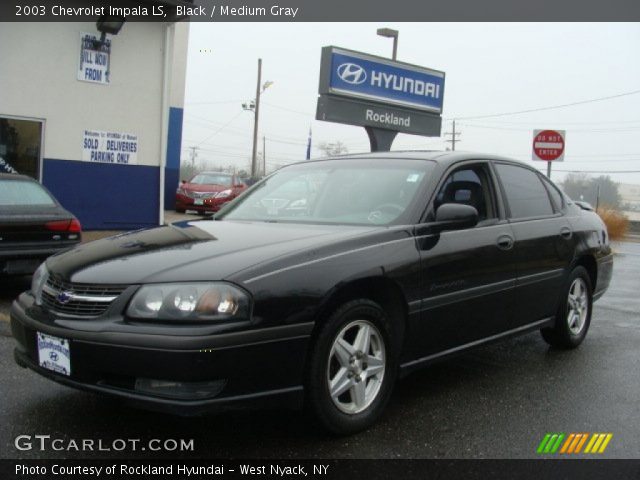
134,378 -> 226,399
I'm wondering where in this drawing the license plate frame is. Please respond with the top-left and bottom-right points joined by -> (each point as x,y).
37,332 -> 71,376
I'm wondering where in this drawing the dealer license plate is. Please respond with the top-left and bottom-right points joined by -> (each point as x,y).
194,199 -> 204,205
37,332 -> 71,376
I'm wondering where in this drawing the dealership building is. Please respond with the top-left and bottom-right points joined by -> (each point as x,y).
0,14 -> 189,229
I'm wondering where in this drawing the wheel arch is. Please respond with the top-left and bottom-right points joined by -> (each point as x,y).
311,275 -> 409,352
571,254 -> 598,291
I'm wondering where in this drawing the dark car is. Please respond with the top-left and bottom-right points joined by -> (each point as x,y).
11,152 -> 612,434
0,173 -> 81,276
175,172 -> 247,214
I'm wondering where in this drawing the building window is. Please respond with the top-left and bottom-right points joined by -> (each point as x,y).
0,117 -> 43,180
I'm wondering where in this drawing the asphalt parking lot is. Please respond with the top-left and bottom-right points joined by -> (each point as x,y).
0,241 -> 638,459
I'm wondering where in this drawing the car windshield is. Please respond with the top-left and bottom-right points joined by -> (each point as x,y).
189,174 -> 233,186
218,159 -> 433,225
0,179 -> 56,206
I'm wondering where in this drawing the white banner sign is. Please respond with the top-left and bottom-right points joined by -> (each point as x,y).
78,32 -> 111,85
82,129 -> 138,165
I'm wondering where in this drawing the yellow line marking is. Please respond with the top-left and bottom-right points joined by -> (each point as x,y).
598,434 -> 613,453
591,433 -> 606,453
584,434 -> 598,453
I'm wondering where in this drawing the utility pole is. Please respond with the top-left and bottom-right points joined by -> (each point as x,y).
188,146 -> 199,168
251,58 -> 262,179
262,136 -> 266,177
445,120 -> 461,151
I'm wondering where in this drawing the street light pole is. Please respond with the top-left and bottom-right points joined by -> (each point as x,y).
377,28 -> 399,60
251,58 -> 262,179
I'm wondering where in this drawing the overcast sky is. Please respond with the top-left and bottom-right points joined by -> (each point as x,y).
182,22 -> 640,184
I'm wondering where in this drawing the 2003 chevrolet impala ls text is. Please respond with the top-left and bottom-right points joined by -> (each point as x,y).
11,152 -> 613,434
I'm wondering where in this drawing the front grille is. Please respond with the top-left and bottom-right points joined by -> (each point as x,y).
190,191 -> 216,199
41,276 -> 128,317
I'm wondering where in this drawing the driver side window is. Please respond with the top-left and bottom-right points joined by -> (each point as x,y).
434,164 -> 497,223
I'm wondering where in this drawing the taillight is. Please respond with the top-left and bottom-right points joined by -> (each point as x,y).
68,218 -> 82,232
46,219 -> 82,233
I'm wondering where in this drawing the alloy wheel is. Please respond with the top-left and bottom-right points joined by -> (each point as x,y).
567,277 -> 589,335
326,320 -> 386,414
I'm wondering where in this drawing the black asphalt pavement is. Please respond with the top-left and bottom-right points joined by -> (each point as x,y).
1,243 -> 638,459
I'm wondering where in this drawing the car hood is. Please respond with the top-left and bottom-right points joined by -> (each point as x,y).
181,183 -> 230,193
46,220 -> 379,285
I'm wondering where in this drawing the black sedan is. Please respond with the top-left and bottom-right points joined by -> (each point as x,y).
1,173 -> 81,276
10,152 -> 612,434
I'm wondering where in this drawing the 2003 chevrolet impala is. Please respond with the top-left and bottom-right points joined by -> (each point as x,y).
11,152 -> 613,434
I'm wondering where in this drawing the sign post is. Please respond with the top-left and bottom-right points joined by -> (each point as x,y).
532,129 -> 566,179
316,46 -> 445,152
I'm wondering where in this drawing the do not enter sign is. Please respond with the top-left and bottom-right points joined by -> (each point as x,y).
532,129 -> 566,162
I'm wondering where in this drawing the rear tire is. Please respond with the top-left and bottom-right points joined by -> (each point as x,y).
175,207 -> 186,214
541,266 -> 593,349
305,299 -> 398,435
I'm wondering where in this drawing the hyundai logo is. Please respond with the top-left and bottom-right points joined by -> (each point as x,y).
49,351 -> 58,362
337,63 -> 367,85
57,291 -> 72,305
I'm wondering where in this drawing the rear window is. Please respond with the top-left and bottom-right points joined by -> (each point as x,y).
0,179 -> 56,206
540,175 -> 564,211
495,164 -> 554,219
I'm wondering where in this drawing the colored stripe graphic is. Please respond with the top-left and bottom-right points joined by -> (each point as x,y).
538,433 -> 613,454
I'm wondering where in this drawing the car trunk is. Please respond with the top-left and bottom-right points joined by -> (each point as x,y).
0,207 -> 80,274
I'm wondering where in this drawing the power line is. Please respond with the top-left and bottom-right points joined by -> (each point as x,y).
463,118 -> 640,126
195,110 -> 245,146
459,122 -> 640,133
185,99 -> 245,106
261,101 -> 314,117
185,113 -> 311,144
448,89 -> 640,121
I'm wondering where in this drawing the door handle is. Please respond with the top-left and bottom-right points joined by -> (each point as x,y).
560,227 -> 573,240
496,234 -> 514,251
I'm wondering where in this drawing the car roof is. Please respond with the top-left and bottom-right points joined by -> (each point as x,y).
304,150 -> 526,168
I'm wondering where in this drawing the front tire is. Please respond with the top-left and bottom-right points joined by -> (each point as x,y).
305,299 -> 398,435
541,266 -> 593,349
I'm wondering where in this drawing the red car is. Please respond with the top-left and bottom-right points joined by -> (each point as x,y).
175,172 -> 247,214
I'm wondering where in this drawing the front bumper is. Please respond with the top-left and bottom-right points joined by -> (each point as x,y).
10,293 -> 312,414
175,195 -> 229,213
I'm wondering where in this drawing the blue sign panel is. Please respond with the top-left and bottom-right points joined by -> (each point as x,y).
324,48 -> 445,113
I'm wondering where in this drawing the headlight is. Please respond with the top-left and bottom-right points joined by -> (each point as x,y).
126,283 -> 250,321
31,262 -> 49,305
215,189 -> 232,199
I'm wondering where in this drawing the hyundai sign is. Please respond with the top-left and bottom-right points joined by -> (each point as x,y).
319,46 -> 445,114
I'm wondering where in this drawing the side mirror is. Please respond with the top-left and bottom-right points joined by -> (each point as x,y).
434,203 -> 478,232
181,179 -> 186,184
